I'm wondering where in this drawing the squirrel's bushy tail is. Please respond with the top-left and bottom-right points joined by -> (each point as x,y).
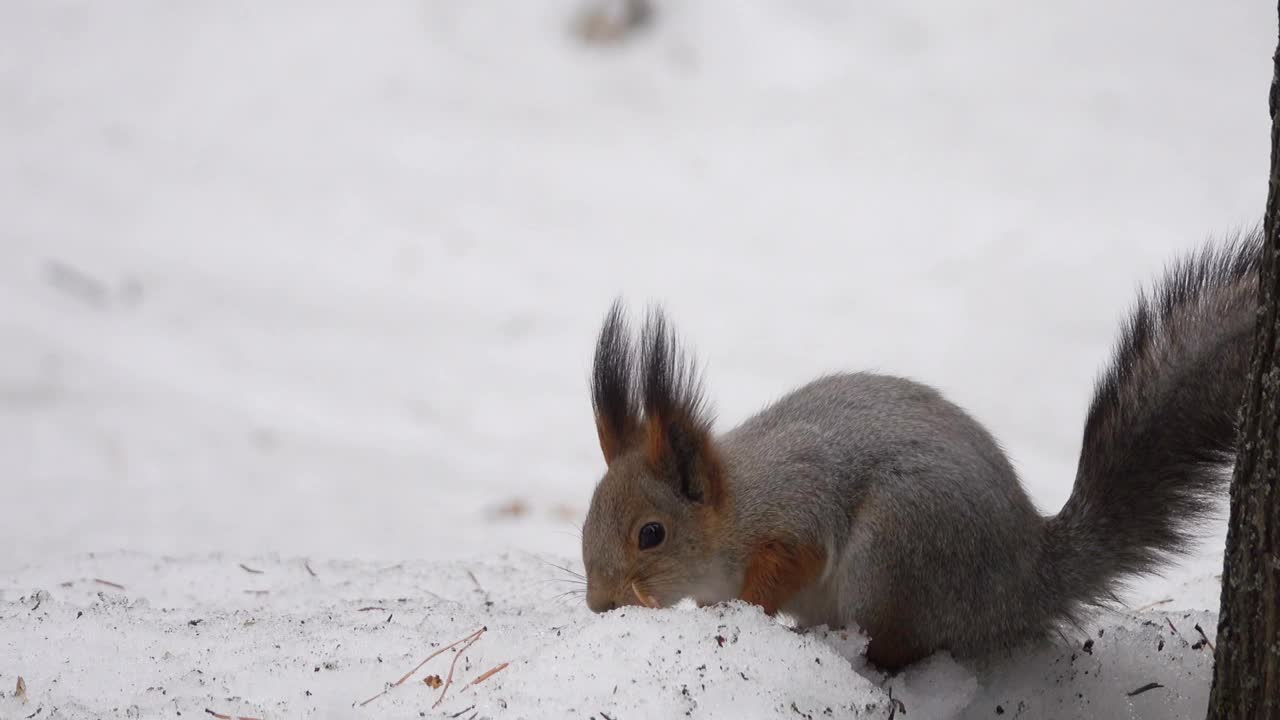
1042,230 -> 1263,621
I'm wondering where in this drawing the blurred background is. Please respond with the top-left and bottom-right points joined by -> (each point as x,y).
0,0 -> 1271,589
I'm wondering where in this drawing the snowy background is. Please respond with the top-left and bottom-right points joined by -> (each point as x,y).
0,0 -> 1273,717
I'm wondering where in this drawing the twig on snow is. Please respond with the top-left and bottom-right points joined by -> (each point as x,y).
204,709 -> 262,720
1193,623 -> 1216,651
433,629 -> 485,708
1165,617 -> 1188,645
359,626 -> 486,707
465,663 -> 509,688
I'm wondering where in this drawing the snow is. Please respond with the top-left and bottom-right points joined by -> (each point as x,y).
0,0 -> 1271,717
0,553 -> 1223,719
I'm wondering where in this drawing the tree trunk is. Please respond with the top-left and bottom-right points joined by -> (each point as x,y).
1205,5 -> 1280,718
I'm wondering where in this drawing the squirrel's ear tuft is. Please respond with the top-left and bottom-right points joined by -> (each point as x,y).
640,308 -> 724,506
591,299 -> 640,465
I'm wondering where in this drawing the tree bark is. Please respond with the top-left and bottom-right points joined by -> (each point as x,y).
1205,5 -> 1280,718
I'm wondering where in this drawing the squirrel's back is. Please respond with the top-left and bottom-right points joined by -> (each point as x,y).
720,373 -> 1036,552
721,373 -> 1051,666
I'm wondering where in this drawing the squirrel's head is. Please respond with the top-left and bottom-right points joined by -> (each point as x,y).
580,302 -> 735,613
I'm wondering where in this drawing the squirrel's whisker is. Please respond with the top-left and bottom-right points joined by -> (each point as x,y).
533,577 -> 587,587
532,555 -> 587,580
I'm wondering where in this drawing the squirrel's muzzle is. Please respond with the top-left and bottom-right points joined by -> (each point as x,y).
586,586 -> 618,613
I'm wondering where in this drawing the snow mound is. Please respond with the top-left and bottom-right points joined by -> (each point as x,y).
0,553 -> 1218,719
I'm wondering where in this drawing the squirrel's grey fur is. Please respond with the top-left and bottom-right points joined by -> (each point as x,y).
582,230 -> 1261,667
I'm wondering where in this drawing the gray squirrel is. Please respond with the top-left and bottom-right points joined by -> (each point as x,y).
579,231 -> 1261,669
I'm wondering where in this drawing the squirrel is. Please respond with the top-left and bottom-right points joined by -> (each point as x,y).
579,231 -> 1262,669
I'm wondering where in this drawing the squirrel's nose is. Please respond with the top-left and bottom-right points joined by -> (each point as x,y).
586,587 -> 617,613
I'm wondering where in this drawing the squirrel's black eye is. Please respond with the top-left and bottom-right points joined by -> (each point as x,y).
638,522 -> 665,550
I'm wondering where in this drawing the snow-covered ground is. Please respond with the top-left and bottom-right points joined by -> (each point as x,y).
0,0 -> 1272,717
0,553 -> 1224,719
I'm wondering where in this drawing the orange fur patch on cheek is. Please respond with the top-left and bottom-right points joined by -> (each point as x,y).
738,539 -> 826,615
